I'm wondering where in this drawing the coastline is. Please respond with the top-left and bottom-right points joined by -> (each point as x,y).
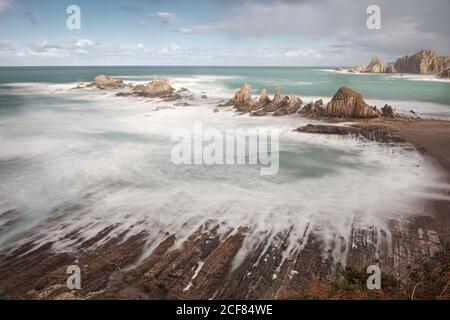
0,77 -> 449,300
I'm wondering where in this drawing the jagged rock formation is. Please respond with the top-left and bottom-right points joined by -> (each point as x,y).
226,83 -> 258,112
273,94 -> 302,116
364,57 -> 395,73
263,88 -> 289,112
325,87 -> 379,119
296,124 -> 404,143
90,75 -> 126,89
298,100 -> 325,119
259,89 -> 271,106
394,50 -> 450,75
227,85 -> 303,116
381,104 -> 395,118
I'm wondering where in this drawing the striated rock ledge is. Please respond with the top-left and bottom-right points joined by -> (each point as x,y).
394,50 -> 450,75
296,124 -> 405,143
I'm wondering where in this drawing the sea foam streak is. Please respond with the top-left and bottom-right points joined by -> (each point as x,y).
0,79 -> 448,267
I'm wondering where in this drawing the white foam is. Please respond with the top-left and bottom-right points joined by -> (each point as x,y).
0,79 -> 448,267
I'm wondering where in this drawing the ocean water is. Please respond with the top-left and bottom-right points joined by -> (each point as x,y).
0,66 -> 449,263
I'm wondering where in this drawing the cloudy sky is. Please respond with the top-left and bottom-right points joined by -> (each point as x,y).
0,0 -> 449,66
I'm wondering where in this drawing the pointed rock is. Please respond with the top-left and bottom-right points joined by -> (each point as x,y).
325,87 -> 379,119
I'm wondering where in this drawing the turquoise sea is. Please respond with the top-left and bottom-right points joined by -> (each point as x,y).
0,66 -> 448,259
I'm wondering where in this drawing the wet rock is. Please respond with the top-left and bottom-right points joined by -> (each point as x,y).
381,104 -> 395,118
90,75 -> 126,89
325,87 -> 379,119
143,79 -> 175,97
229,83 -> 258,112
250,109 -> 268,117
258,89 -> 271,107
264,88 -> 289,112
273,94 -> 303,116
296,124 -> 405,143
298,101 -> 325,119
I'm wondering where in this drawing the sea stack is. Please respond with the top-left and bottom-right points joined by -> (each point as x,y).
364,57 -> 395,73
325,87 -> 379,119
394,50 -> 450,75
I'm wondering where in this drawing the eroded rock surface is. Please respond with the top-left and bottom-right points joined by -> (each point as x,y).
325,87 -> 379,119
394,50 -> 450,75
296,124 -> 405,143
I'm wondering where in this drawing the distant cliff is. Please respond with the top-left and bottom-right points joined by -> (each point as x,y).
352,50 -> 450,78
394,50 -> 450,75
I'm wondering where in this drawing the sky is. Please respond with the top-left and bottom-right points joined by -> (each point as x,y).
0,0 -> 449,66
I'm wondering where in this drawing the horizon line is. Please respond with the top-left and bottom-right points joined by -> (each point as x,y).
0,65 -> 347,68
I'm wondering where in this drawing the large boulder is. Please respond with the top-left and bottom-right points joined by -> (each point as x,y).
142,79 -> 175,97
325,87 -> 379,119
363,57 -> 395,73
394,50 -> 450,75
92,75 -> 125,89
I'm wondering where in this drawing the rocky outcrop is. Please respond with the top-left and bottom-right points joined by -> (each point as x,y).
140,79 -> 175,97
227,83 -> 258,112
264,88 -> 289,112
90,75 -> 126,89
273,94 -> 303,116
394,50 -> 450,75
298,100 -> 325,119
296,124 -> 404,143
381,104 -> 395,118
350,65 -> 365,73
437,67 -> 450,79
259,89 -> 271,107
363,57 -> 395,73
325,87 -> 379,119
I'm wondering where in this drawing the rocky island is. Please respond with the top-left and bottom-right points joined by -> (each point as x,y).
346,50 -> 450,78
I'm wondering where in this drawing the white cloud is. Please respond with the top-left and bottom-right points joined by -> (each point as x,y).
75,39 -> 95,48
0,0 -> 14,15
153,12 -> 179,25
